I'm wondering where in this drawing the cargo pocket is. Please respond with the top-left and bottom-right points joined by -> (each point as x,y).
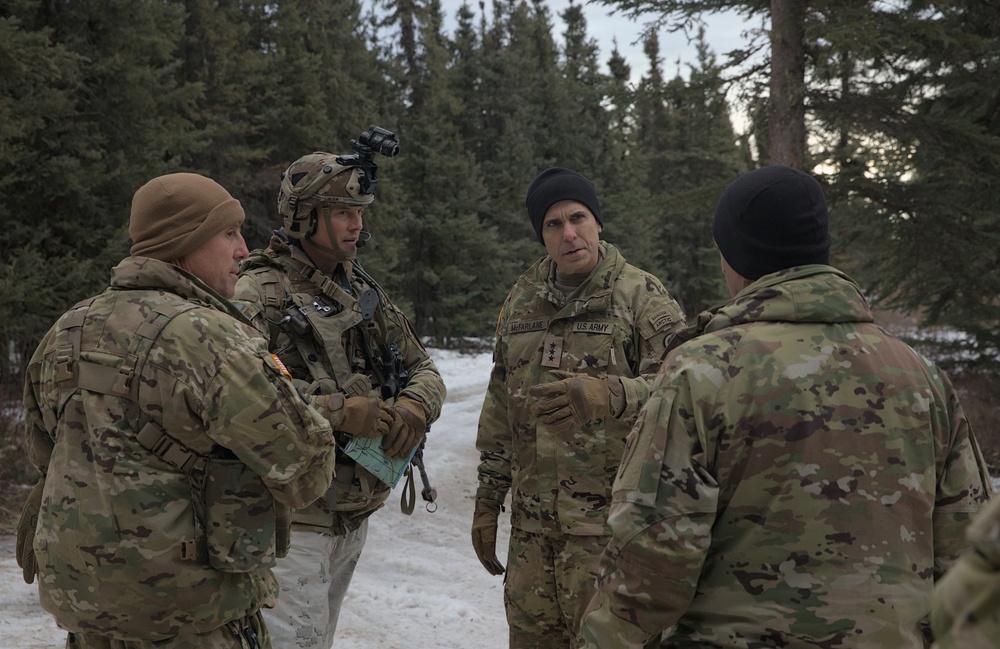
325,458 -> 391,523
203,458 -> 277,572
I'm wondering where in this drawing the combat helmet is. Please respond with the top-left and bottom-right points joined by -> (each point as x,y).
277,152 -> 374,239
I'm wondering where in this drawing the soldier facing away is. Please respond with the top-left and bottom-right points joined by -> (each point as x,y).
578,165 -> 994,648
472,167 -> 686,649
16,173 -> 338,648
232,141 -> 446,648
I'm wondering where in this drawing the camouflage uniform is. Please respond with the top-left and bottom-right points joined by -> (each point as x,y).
233,232 -> 446,646
476,241 -> 685,648
579,265 -> 993,649
931,491 -> 1000,648
22,256 -> 337,646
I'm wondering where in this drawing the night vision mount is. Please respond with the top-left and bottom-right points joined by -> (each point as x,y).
337,125 -> 400,195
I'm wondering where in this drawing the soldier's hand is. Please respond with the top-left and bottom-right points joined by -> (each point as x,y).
16,479 -> 44,584
528,371 -> 611,434
337,395 -> 393,439
382,396 -> 426,459
471,498 -> 506,576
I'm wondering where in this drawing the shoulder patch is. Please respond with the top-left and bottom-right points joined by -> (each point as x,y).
270,354 -> 292,379
648,304 -> 682,332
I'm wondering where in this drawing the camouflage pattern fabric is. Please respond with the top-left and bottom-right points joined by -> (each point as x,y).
66,610 -> 269,648
234,232 -> 445,648
579,265 -> 994,649
234,233 -> 446,533
931,493 -> 1000,648
476,242 -> 685,645
505,528 -> 609,649
22,256 -> 336,642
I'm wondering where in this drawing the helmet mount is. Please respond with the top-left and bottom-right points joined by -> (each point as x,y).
277,125 -> 400,240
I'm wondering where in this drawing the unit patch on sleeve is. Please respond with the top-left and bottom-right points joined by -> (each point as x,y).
649,305 -> 682,332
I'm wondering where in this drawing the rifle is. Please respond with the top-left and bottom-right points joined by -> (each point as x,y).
374,342 -> 438,515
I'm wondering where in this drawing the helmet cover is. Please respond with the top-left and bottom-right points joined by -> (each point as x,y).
277,151 -> 374,239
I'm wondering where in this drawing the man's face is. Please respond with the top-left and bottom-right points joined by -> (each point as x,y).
540,200 -> 603,275
305,203 -> 365,263
175,226 -> 249,298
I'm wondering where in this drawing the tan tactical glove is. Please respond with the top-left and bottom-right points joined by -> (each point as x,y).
528,371 -> 621,434
383,396 -> 426,459
16,479 -> 44,584
336,395 -> 394,439
471,498 -> 505,575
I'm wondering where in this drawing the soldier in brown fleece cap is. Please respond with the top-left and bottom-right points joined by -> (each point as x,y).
128,172 -> 248,297
17,171 -> 337,648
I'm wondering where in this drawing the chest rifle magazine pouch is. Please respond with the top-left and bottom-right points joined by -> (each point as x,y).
203,458 -> 278,572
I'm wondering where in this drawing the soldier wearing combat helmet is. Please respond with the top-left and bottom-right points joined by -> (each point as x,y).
17,172 -> 337,648
234,129 -> 445,648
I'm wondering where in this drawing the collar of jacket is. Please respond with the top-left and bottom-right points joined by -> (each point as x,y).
523,241 -> 621,315
111,256 -> 250,324
668,265 -> 874,351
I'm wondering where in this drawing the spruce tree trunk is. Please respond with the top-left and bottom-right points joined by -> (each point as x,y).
768,0 -> 807,167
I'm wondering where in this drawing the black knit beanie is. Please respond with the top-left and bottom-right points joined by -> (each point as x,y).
525,167 -> 603,244
713,165 -> 831,280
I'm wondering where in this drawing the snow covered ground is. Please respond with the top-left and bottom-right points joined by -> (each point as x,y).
0,348 -> 510,649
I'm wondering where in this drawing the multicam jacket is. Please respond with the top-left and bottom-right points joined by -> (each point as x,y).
234,233 -> 446,533
22,256 -> 336,641
580,265 -> 993,648
931,492 -> 1000,648
476,242 -> 685,536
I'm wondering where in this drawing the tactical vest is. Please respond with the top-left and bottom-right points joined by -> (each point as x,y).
240,249 -> 395,530
50,294 -> 290,570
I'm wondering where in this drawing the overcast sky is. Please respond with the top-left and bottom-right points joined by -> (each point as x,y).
436,0 -> 754,82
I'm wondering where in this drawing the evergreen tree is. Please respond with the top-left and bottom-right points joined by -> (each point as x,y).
550,2 -> 610,173
656,31 -> 744,313
175,0 -> 266,171
473,0 -> 561,277
446,2 -> 485,149
598,0 -> 1000,368
627,29 -> 744,313
818,1 -> 1000,370
598,43 -> 662,276
378,0 -> 503,338
0,0 -> 205,392
0,7 -> 91,384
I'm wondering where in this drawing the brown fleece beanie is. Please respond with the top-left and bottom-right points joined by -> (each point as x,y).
129,172 -> 245,261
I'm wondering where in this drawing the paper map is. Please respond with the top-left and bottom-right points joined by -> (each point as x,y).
342,435 -> 415,487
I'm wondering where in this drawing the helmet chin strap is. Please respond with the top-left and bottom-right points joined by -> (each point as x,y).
303,208 -> 356,266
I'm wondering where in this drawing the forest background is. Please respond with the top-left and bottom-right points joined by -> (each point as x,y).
1,0 -> 998,518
